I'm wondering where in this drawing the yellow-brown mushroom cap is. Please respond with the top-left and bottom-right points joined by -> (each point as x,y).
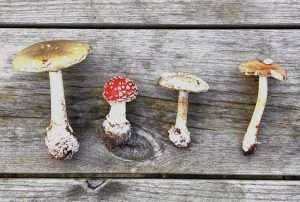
12,40 -> 90,72
239,60 -> 287,80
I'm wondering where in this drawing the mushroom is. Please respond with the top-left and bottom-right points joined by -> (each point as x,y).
102,76 -> 138,149
12,40 -> 90,159
239,59 -> 287,155
158,72 -> 209,147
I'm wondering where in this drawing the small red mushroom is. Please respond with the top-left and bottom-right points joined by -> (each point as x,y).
102,76 -> 138,149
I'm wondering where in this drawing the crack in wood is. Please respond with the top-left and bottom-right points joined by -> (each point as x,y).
86,179 -> 110,191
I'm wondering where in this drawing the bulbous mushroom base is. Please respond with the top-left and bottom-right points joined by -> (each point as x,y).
168,126 -> 191,148
45,125 -> 79,160
102,118 -> 132,150
243,144 -> 257,155
242,131 -> 258,155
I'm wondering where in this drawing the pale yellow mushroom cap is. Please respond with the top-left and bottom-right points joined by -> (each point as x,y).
12,40 -> 90,72
159,72 -> 209,93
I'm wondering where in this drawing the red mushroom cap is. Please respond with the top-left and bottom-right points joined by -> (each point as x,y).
103,76 -> 138,103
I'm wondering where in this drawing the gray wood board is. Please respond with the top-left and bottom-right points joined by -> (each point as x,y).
1,179 -> 300,202
1,0 -> 300,25
0,29 -> 299,175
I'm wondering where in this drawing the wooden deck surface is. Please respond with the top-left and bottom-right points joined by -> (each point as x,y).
0,1 -> 300,201
1,179 -> 300,202
1,0 -> 300,25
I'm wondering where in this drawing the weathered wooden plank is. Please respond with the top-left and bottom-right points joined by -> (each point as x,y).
1,0 -> 300,25
0,179 -> 300,202
0,29 -> 299,175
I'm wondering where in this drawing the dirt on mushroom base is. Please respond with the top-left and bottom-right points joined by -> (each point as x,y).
96,121 -> 162,162
102,120 -> 132,150
45,124 -> 79,160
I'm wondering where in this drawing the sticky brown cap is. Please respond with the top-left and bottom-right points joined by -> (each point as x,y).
239,60 -> 287,80
12,40 -> 90,72
159,72 -> 209,93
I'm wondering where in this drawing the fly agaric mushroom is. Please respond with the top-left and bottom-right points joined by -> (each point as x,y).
102,76 -> 138,149
158,72 -> 209,147
12,40 -> 90,159
240,59 -> 287,155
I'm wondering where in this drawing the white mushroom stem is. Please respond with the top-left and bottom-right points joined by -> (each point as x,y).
242,76 -> 268,153
46,70 -> 79,159
175,91 -> 189,131
49,70 -> 70,128
107,102 -> 128,124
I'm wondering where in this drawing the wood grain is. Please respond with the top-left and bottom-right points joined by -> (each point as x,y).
1,178 -> 300,202
0,29 -> 299,175
0,0 -> 300,26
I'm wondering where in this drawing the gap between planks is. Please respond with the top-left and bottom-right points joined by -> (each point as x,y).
1,23 -> 300,29
0,173 -> 299,181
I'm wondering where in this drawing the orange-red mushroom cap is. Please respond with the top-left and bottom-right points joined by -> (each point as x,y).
103,76 -> 138,103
